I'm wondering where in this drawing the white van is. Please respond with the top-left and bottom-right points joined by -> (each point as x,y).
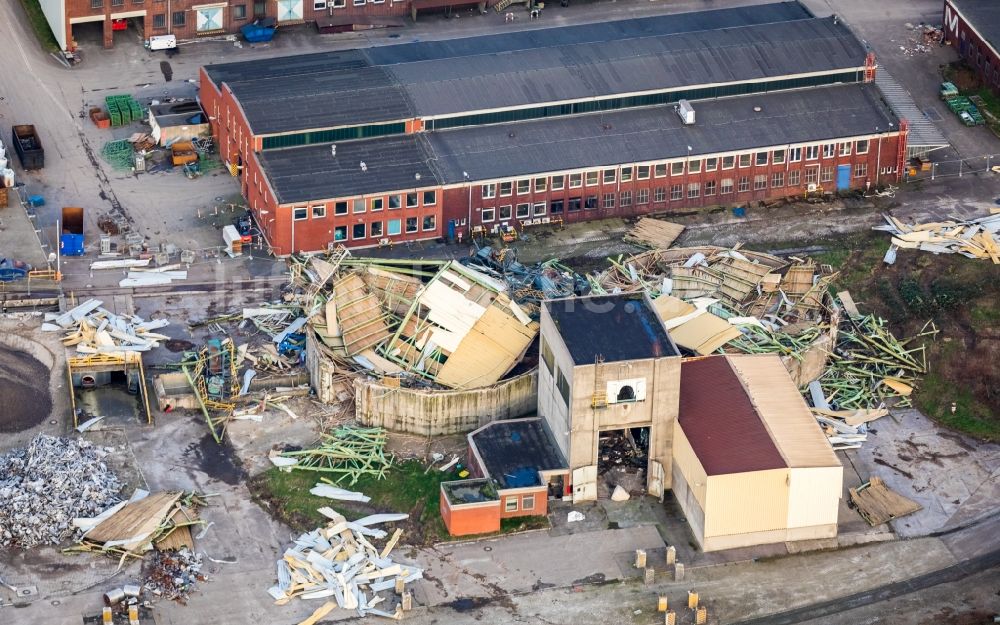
148,34 -> 177,51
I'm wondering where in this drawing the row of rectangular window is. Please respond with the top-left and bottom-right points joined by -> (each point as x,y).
479,164 -> 870,217
479,141 -> 871,198
294,190 -> 437,220
150,5 -> 248,28
331,216 -> 437,242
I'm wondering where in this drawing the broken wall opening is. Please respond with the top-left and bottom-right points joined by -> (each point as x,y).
598,426 -> 650,498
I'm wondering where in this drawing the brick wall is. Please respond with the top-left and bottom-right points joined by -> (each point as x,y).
498,487 -> 547,519
441,134 -> 906,236
440,494 -> 501,536
943,0 -> 1000,92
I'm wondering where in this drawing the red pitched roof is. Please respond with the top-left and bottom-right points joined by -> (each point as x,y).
678,356 -> 786,476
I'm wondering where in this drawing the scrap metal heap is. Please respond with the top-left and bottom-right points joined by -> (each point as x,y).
0,435 -> 123,548
270,426 -> 393,486
291,250 -> 545,390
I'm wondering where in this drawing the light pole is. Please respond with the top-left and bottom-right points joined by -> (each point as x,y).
464,171 -> 471,241
685,145 -> 692,205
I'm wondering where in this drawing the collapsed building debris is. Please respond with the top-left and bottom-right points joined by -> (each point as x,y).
44,298 -> 171,354
0,435 -> 123,548
70,491 -> 207,559
592,246 -> 836,381
272,426 -> 392,486
588,244 -> 939,451
850,477 -> 922,526
270,508 -> 420,619
143,548 -> 207,604
294,252 -> 540,390
623,217 -> 686,250
459,246 -> 587,308
876,213 -> 1000,263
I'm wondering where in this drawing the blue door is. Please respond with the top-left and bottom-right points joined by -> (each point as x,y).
837,164 -> 851,191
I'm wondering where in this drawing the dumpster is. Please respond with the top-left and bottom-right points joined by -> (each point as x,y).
61,207 -> 85,256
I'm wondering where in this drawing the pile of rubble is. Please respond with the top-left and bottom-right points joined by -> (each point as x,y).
876,213 -> 1000,264
270,426 -> 392,486
70,490 -> 207,558
42,298 -> 170,354
458,245 -> 588,309
0,435 -> 123,548
292,250 -> 540,390
270,508 -> 420,619
143,548 -> 207,604
591,245 -> 836,383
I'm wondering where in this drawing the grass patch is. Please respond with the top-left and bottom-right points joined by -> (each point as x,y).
250,460 -> 553,543
916,373 -> 1000,442
814,231 -> 1000,441
250,459 -> 451,541
15,0 -> 60,53
500,515 -> 550,533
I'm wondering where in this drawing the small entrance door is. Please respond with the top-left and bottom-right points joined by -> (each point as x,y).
572,465 -> 597,503
837,164 -> 851,191
647,460 -> 664,499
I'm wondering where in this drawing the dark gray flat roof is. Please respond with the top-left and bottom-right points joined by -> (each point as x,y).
256,83 -> 898,204
470,418 -> 566,489
391,18 -> 865,118
256,135 -> 440,204
427,82 -> 898,183
951,0 -> 1000,54
366,2 -> 813,64
545,294 -> 678,365
203,3 -> 865,134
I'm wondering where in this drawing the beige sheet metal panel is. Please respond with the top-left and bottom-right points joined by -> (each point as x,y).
436,304 -> 538,389
704,469 -> 790,538
787,466 -> 843,529
672,422 -> 707,509
727,354 -> 840,468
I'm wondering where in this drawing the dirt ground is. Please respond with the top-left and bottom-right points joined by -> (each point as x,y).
0,348 -> 52,432
819,230 -> 1000,441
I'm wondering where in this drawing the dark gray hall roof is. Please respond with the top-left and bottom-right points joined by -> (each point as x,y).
389,17 -> 866,118
425,82 -> 899,184
255,82 -> 899,204
256,135 -> 440,204
950,0 -> 1000,54
203,3 -> 864,134
364,2 -> 814,64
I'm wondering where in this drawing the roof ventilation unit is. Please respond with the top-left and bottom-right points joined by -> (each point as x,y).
676,99 -> 695,125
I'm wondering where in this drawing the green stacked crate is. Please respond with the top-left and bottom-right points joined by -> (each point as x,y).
101,139 -> 135,170
105,96 -> 122,127
128,97 -> 143,121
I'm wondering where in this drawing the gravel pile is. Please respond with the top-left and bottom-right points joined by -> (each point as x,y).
0,435 -> 123,548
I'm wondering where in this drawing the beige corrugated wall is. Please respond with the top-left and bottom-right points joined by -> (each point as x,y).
672,422 -> 707,509
786,466 -> 843,529
727,354 -> 840,469
704,469 -> 790,538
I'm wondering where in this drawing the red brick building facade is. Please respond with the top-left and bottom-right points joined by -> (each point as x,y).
445,134 -> 907,236
198,4 -> 909,255
58,0 -> 481,50
943,0 -> 1000,93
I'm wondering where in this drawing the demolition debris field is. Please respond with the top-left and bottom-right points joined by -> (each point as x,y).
811,231 -> 1000,441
